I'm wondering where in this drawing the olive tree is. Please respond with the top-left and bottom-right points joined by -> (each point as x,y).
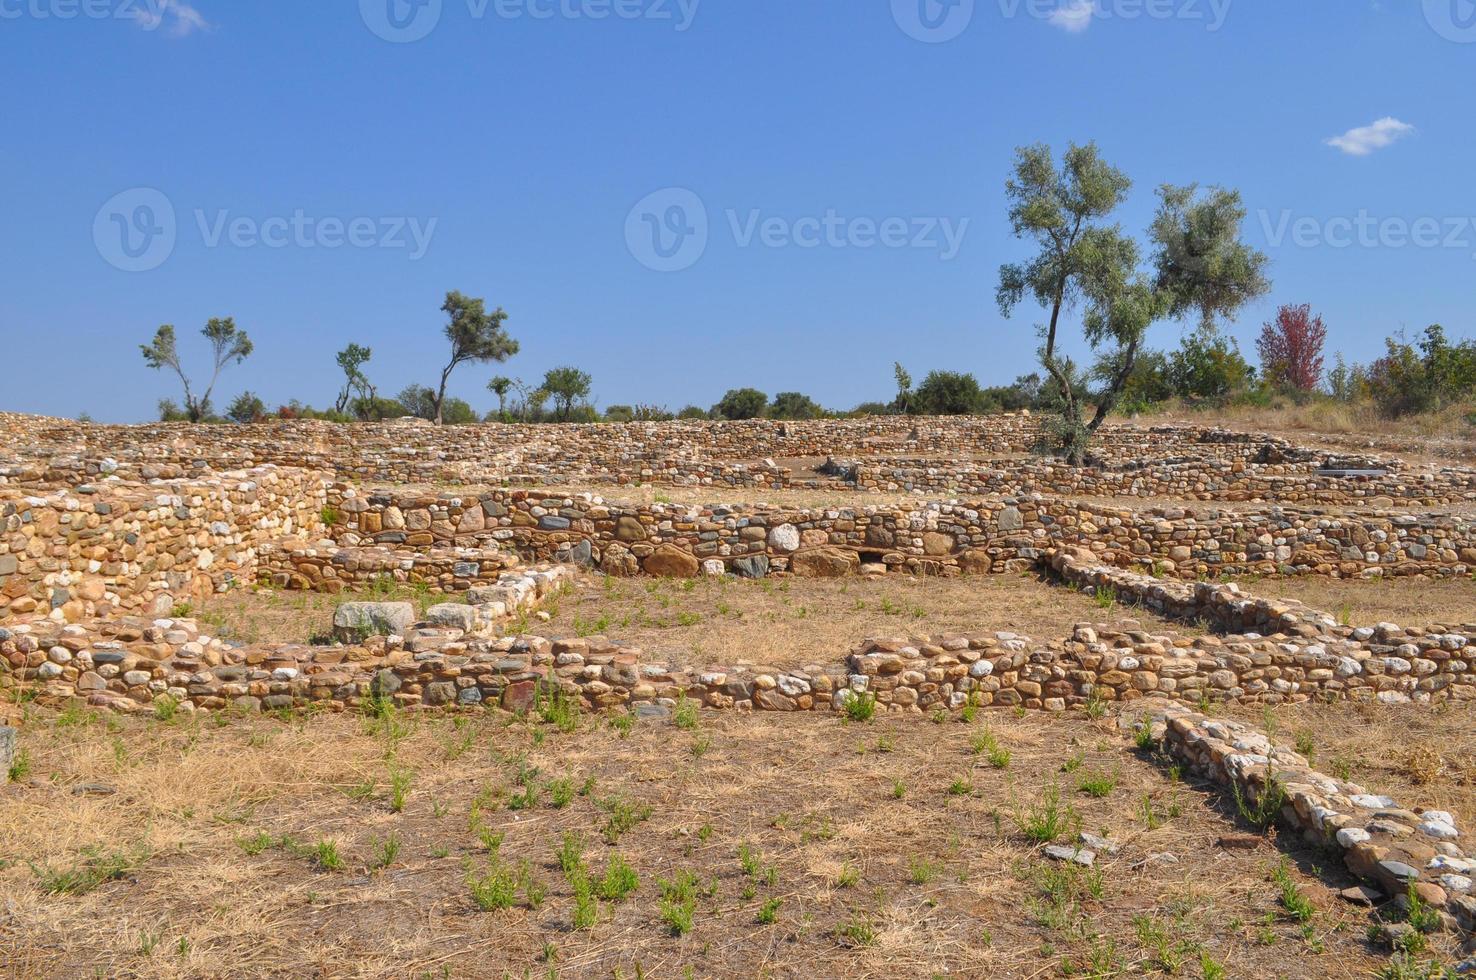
140,318 -> 253,423
432,291 -> 518,425
996,143 -> 1269,464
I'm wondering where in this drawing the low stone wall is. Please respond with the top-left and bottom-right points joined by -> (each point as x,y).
0,466 -> 327,620
323,486 -> 1476,581
1140,700 -> 1476,941
258,542 -> 522,593
1047,549 -> 1339,636
8,561 -> 1474,717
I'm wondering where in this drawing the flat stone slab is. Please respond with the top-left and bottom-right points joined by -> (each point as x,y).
0,726 -> 14,777
333,601 -> 415,641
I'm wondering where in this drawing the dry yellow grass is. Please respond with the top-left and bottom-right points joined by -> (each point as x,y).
1226,700 -> 1476,833
531,571 -> 1148,669
1141,400 -> 1476,464
1245,575 -> 1476,629
188,571 -> 1172,668
0,702 -> 1426,978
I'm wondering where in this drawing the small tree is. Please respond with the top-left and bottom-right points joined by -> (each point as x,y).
1257,304 -> 1327,391
1326,354 -> 1364,403
1168,324 -> 1256,399
913,371 -> 985,415
712,388 -> 768,420
432,291 -> 518,425
541,366 -> 593,422
140,318 -> 254,423
997,142 -> 1269,463
677,405 -> 708,420
892,362 -> 913,414
226,391 -> 266,423
334,344 -> 374,414
487,376 -> 514,420
770,391 -> 825,420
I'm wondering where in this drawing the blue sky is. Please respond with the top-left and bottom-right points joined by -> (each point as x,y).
2,0 -> 1473,421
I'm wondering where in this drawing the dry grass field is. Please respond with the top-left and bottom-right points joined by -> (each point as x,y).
5,696 -> 1461,979
187,571 -> 1144,667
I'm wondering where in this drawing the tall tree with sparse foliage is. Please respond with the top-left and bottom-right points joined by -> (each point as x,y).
334,343 -> 375,414
140,318 -> 254,423
432,291 -> 518,425
892,362 -> 913,414
997,142 -> 1269,464
487,376 -> 514,420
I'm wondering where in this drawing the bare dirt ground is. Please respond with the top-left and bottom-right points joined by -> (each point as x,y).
0,701 -> 1440,979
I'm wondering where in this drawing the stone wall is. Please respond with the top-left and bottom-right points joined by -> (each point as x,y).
0,466 -> 327,619
258,541 -> 522,593
1141,700 -> 1476,940
322,486 -> 1476,580
7,549 -> 1473,717
6,413 -> 1474,505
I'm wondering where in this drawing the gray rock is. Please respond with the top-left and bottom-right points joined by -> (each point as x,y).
539,515 -> 572,530
997,506 -> 1024,532
1079,832 -> 1119,856
0,727 -> 14,778
558,539 -> 594,567
733,555 -> 770,579
372,669 -> 402,698
1044,845 -> 1095,867
333,601 -> 416,641
424,603 -> 479,632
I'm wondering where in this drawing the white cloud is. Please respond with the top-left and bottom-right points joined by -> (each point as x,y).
132,0 -> 211,38
1048,0 -> 1096,33
1325,117 -> 1415,157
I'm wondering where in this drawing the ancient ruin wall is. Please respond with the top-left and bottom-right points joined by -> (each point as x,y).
0,466 -> 327,618
324,486 -> 1476,580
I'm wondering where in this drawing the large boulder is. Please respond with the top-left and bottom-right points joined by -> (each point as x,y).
424,603 -> 479,632
643,544 -> 700,578
790,547 -> 859,578
333,601 -> 415,642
